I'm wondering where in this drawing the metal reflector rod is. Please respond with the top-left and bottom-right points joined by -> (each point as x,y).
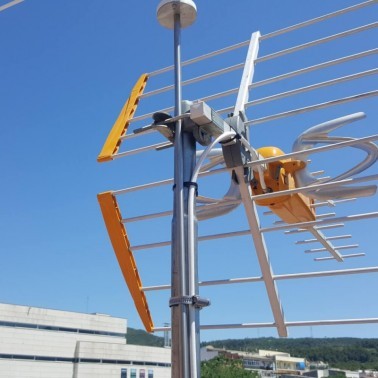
129,50 -> 377,126
252,174 -> 378,203
132,212 -> 377,252
246,91 -> 378,126
142,266 -> 378,292
285,224 -> 345,234
257,23 -> 377,63
112,141 -> 172,159
141,62 -> 245,99
315,253 -> 365,261
148,1 -> 377,78
218,68 -> 378,114
247,135 -> 378,168
305,244 -> 358,253
262,212 -> 378,233
0,0 -> 23,12
245,69 -> 378,108
122,199 -> 241,224
148,40 -> 250,77
312,198 -> 357,208
296,235 -> 352,244
112,166 -> 228,196
261,0 -> 377,40
185,318 -> 378,332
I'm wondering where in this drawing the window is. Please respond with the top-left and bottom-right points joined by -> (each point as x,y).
121,368 -> 127,378
148,370 -> 154,378
130,369 -> 137,378
140,369 -> 145,378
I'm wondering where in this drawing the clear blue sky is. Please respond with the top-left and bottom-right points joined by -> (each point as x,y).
0,0 -> 377,342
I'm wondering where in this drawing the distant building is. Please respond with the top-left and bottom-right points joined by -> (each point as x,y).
0,303 -> 171,378
201,345 -> 306,377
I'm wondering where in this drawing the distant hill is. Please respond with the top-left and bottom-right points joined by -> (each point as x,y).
126,327 -> 165,347
202,337 -> 378,371
125,330 -> 378,371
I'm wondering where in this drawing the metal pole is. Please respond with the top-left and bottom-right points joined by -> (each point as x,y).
171,9 -> 189,377
170,5 -> 198,378
156,2 -> 199,375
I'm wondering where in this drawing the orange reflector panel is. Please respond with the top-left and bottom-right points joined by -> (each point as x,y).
97,74 -> 149,163
252,147 -> 316,224
97,191 -> 154,332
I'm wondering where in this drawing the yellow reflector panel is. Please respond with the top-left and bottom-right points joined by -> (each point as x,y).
97,74 -> 149,162
97,191 -> 154,332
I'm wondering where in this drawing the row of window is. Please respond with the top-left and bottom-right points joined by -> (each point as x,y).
121,368 -> 154,378
0,354 -> 171,368
0,320 -> 125,338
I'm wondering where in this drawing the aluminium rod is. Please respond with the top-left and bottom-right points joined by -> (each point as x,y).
153,317 -> 378,332
214,50 -> 378,114
252,174 -> 378,202
247,135 -> 378,168
128,49 -> 377,126
148,40 -> 250,77
112,141 -> 172,159
316,213 -> 337,219
147,1 -> 376,78
122,199 -> 241,224
132,229 -> 252,252
307,226 -> 343,261
0,0 -> 23,12
112,166 -> 228,195
246,91 -> 378,126
305,244 -> 358,253
141,62 -> 245,99
261,0 -> 377,40
246,69 -> 378,107
311,198 -> 356,208
262,212 -> 378,233
285,224 -> 345,234
256,23 -> 377,63
131,212 -> 376,252
219,68 -> 378,115
196,318 -> 378,331
114,131 -> 377,165
142,266 -> 378,292
275,213 -> 336,224
296,235 -> 352,244
315,253 -> 365,261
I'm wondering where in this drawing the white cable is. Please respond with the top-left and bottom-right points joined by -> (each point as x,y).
187,132 -> 235,298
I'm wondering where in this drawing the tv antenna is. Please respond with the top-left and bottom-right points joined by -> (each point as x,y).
97,1 -> 378,377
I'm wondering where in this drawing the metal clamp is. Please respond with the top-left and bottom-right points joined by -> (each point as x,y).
169,295 -> 210,309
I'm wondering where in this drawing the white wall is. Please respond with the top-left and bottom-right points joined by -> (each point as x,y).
0,303 -> 171,378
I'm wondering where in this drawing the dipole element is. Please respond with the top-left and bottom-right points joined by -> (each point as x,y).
156,1 -> 198,377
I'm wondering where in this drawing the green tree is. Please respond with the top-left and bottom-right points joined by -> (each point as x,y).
201,355 -> 258,378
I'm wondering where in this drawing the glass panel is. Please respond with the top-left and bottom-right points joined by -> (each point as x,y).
140,369 -> 145,378
148,370 -> 154,378
121,368 -> 127,378
130,369 -> 137,378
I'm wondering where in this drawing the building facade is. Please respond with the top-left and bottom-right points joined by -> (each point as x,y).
201,346 -> 306,377
0,303 -> 171,378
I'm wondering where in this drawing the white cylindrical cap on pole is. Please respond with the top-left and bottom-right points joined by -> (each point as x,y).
157,0 -> 197,29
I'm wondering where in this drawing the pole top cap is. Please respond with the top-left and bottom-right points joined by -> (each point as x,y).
157,0 -> 197,29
